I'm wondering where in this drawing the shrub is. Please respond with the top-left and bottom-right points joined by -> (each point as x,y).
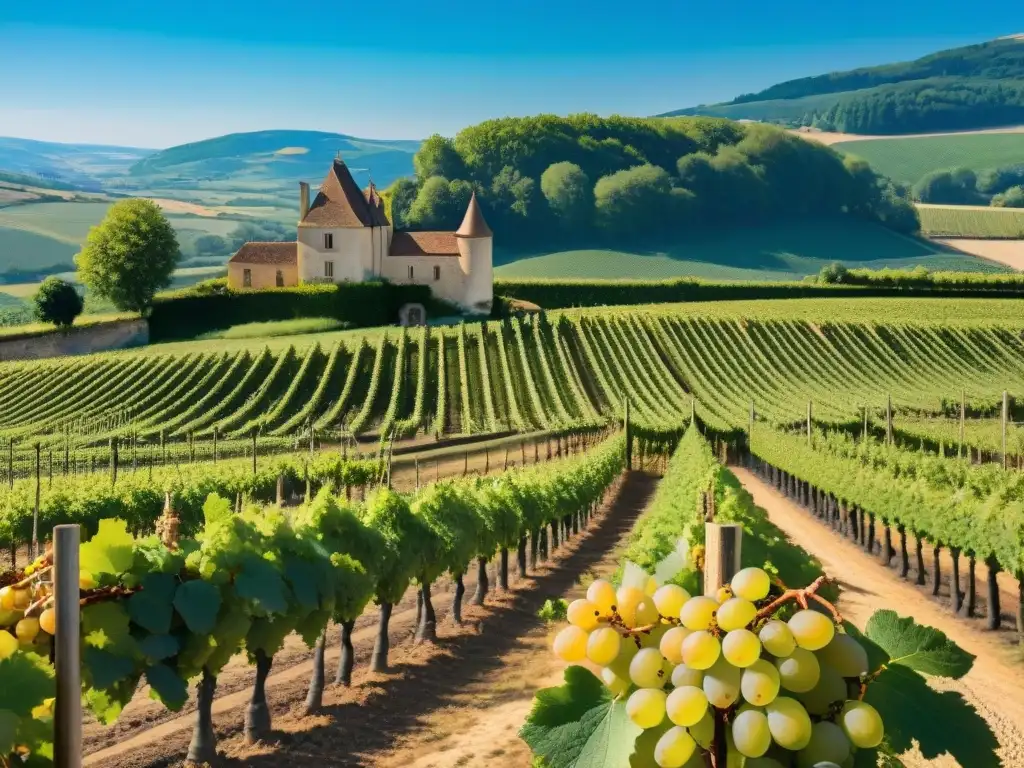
32,277 -> 83,328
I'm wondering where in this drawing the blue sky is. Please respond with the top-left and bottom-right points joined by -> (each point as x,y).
0,0 -> 1020,148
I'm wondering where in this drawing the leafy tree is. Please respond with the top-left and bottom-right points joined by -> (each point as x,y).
32,277 -> 83,328
818,261 -> 850,284
991,185 -> 1024,208
405,176 -> 473,230
75,199 -> 181,314
594,165 -> 690,236
912,168 -> 979,204
414,134 -> 466,181
976,165 -> 1024,195
192,235 -> 231,259
383,177 -> 420,228
491,166 -> 539,228
541,162 -> 593,230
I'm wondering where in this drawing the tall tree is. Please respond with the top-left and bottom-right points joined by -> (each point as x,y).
541,162 -> 593,230
75,199 -> 180,314
414,135 -> 466,182
405,177 -> 473,230
33,277 -> 83,328
384,177 -> 420,228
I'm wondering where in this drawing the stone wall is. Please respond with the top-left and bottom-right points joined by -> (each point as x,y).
0,319 -> 149,362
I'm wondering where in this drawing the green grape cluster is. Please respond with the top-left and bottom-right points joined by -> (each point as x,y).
552,567 -> 883,767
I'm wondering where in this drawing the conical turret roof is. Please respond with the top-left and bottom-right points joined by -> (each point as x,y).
455,192 -> 492,238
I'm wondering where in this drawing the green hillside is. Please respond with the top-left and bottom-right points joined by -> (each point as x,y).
834,133 -> 1024,184
661,37 -> 1024,134
494,219 -> 1003,280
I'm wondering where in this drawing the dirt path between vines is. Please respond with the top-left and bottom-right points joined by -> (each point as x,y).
731,466 -> 1024,768
85,471 -> 655,768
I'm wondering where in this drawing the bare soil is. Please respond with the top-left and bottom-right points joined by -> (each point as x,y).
83,471 -> 656,768
933,239 -> 1024,271
731,466 -> 1024,767
791,125 -> 1024,146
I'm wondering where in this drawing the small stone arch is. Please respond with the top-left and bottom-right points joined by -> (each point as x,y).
399,302 -> 427,327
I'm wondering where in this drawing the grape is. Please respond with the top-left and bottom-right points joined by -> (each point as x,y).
665,685 -> 707,727
15,617 -> 40,644
816,633 -> 869,678
759,620 -> 797,658
587,579 -> 617,617
608,637 -> 639,679
38,608 -> 56,637
630,647 -> 668,689
567,598 -> 600,631
654,726 -> 696,768
671,664 -> 704,688
679,596 -> 718,630
702,657 -> 742,709
797,721 -> 852,768
659,626 -> 690,664
688,711 -> 714,749
553,625 -> 588,662
717,597 -> 757,631
587,627 -> 622,666
645,576 -> 659,596
0,631 -> 17,660
840,700 -> 884,748
715,585 -> 734,603
722,629 -> 762,668
600,666 -> 630,696
732,567 -> 771,601
0,587 -> 14,611
681,630 -> 720,670
11,589 -> 29,610
741,659 -> 781,706
617,586 -> 646,627
653,584 -> 689,618
776,647 -> 821,693
766,696 -> 813,750
626,688 -> 667,729
635,597 -> 660,627
795,663 -> 846,715
788,610 -> 836,651
732,709 -> 772,758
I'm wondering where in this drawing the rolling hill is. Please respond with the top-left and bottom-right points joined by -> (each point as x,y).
661,36 -> 1024,135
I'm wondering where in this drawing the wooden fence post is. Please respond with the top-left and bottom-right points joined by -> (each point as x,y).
54,524 -> 82,768
33,443 -> 41,558
624,398 -> 632,470
704,522 -> 742,598
1002,390 -> 1010,470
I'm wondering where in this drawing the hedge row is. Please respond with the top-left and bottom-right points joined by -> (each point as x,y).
493,276 -> 1024,310
148,280 -> 435,341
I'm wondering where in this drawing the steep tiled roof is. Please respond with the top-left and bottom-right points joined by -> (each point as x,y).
389,231 -> 460,256
301,160 -> 387,228
455,192 -> 492,238
363,183 -> 390,227
228,242 -> 297,265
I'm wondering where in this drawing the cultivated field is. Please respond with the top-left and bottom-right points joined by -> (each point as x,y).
917,204 -> 1024,238
494,218 -> 1000,280
831,132 -> 1024,185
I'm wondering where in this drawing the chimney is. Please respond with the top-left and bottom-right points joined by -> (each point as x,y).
299,181 -> 310,220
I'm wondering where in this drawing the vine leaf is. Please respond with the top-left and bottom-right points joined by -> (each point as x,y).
864,664 -> 998,767
83,647 -> 136,689
82,602 -> 138,657
236,555 -> 288,615
79,519 -> 135,577
145,664 -> 189,711
864,610 -> 974,678
128,573 -> 178,635
140,634 -> 180,662
0,709 -> 21,757
0,654 -> 54,717
173,580 -> 222,634
519,666 -> 641,768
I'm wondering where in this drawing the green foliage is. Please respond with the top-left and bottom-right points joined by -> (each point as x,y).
594,165 -> 690,235
991,185 -> 1024,208
383,177 -> 420,228
917,204 -> 1024,237
412,481 -> 482,583
32,277 -> 83,328
864,610 -> 974,678
537,598 -> 569,624
405,176 -> 474,230
520,666 -> 642,768
912,168 -> 979,204
541,162 -> 593,231
414,134 -> 467,181
75,199 -> 181,314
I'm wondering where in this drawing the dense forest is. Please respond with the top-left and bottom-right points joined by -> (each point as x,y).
383,115 -> 918,246
664,38 -> 1024,135
913,163 -> 1024,207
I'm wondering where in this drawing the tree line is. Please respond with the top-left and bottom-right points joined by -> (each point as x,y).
382,114 -> 919,246
912,163 -> 1024,208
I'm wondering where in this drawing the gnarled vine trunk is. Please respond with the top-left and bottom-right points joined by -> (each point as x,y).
452,573 -> 466,625
473,556 -> 488,605
335,619 -> 356,686
517,536 -> 528,579
499,547 -> 510,590
304,628 -> 327,714
187,669 -> 217,764
950,548 -> 964,614
959,554 -> 976,618
915,538 -> 926,586
245,649 -> 273,744
370,602 -> 393,673
932,546 -> 942,596
986,557 -> 1001,631
898,526 -> 910,579
416,581 -> 437,642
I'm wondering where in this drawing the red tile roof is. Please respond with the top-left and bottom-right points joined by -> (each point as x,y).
389,231 -> 461,257
228,241 -> 297,265
301,160 -> 391,228
455,192 -> 492,238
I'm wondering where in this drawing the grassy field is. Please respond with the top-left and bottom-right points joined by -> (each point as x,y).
0,226 -> 78,272
833,133 -> 1024,185
917,204 -> 1024,238
494,218 -> 1006,280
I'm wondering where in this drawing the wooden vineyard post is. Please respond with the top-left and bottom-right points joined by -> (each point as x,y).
415,458 -> 420,490
213,426 -> 219,464
252,429 -> 258,476
54,524 -> 82,768
33,443 -> 41,558
110,437 -> 118,486
806,401 -> 813,448
464,451 -> 469,477
704,522 -> 742,598
959,390 -> 966,458
691,396 -> 696,425
7,439 -> 12,489
1002,390 -> 1010,471
886,394 -> 893,446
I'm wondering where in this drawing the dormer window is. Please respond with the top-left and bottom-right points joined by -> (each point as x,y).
324,233 -> 334,249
